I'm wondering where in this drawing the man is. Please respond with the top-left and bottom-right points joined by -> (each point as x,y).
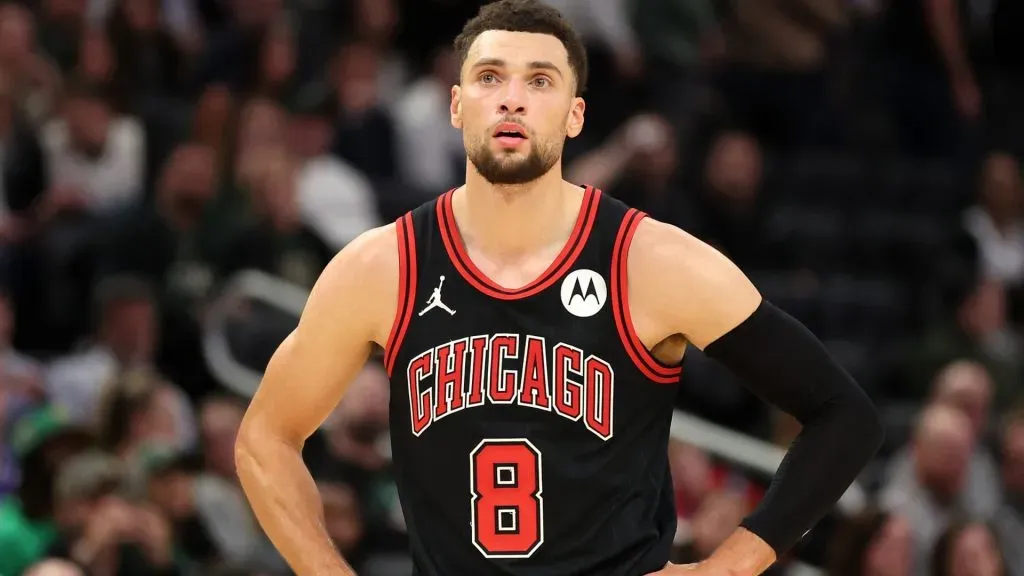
235,1 -> 884,575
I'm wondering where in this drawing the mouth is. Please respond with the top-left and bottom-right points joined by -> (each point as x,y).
493,122 -> 528,146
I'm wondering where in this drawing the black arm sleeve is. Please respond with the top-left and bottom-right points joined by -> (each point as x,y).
702,300 -> 884,555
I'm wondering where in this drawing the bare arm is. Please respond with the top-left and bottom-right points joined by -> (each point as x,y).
924,0 -> 974,85
235,225 -> 399,576
630,219 -> 882,576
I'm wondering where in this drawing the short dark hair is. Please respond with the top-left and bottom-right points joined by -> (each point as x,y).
453,0 -> 588,96
93,275 -> 154,325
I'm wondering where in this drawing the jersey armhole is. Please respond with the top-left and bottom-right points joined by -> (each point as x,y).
610,209 -> 683,384
384,212 -> 418,376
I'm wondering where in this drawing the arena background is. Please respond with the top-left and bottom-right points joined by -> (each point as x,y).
0,0 -> 1022,575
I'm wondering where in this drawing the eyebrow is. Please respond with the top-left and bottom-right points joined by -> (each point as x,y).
470,58 -> 564,77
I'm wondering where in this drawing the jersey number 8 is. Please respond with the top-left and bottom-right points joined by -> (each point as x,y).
470,439 -> 544,558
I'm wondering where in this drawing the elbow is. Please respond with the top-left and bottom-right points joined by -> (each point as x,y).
234,416 -> 274,478
234,420 -> 259,478
833,383 -> 885,461
234,415 -> 303,479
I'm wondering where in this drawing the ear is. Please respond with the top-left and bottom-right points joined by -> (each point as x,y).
450,85 -> 463,130
565,96 -> 585,139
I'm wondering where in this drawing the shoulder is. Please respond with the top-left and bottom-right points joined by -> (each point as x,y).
627,216 -> 732,278
305,222 -> 401,346
625,216 -> 761,349
316,223 -> 399,294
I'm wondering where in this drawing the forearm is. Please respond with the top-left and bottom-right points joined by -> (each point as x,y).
236,431 -> 354,576
924,0 -> 972,80
564,142 -> 631,189
703,301 -> 884,563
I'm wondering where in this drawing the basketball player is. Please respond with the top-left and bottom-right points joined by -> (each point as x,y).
235,1 -> 884,574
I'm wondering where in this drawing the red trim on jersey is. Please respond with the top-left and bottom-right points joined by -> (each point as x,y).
611,209 -> 682,384
436,186 -> 600,300
384,213 -> 418,376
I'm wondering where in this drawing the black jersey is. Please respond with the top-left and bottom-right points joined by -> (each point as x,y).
384,186 -> 682,576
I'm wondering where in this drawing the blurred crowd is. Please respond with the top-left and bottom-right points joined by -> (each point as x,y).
0,0 -> 1022,575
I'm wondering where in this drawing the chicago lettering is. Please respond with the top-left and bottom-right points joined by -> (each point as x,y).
406,334 -> 614,440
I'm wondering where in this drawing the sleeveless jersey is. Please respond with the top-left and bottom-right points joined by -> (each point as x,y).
384,186 -> 682,576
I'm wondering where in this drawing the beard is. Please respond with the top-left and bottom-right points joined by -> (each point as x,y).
467,135 -> 561,185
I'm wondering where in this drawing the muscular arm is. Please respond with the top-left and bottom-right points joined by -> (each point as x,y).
629,219 -> 883,576
235,225 -> 398,576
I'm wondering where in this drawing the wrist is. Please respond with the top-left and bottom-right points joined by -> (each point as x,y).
703,527 -> 776,576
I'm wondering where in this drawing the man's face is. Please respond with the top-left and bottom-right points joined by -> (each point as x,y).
65,95 -> 110,153
104,300 -> 156,364
451,30 -> 584,186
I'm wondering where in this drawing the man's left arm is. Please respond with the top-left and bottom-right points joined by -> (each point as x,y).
628,218 -> 884,576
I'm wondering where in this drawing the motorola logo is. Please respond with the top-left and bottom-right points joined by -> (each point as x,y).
560,269 -> 608,318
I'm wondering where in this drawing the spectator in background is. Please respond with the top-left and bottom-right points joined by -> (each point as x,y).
669,440 -> 712,535
136,442 -> 284,571
76,24 -> 115,85
231,96 -> 286,214
541,0 -> 642,140
391,45 -> 464,195
994,408 -> 1024,576
963,152 -> 1024,286
40,77 -> 144,214
219,146 -> 332,289
45,275 -> 157,425
87,0 -> 201,53
671,490 -> 747,565
103,0 -> 194,113
304,362 -> 407,565
718,0 -> 849,149
198,394 -> 245,481
908,278 -> 1024,405
100,142 -> 220,398
0,288 -> 45,427
318,481 -> 366,570
0,3 -> 60,123
34,74 -> 146,348
931,520 -> 1008,576
287,83 -> 381,251
632,0 -> 720,137
35,0 -> 89,74
94,368 -> 188,459
884,361 -> 1003,529
250,20 -> 296,101
827,509 -> 915,576
691,130 -> 766,269
329,39 -> 396,184
567,113 -> 687,221
45,450 -> 179,576
0,406 -> 94,576
191,0 -> 283,161
881,404 -> 984,576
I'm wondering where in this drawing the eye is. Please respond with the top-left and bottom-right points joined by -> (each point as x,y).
479,72 -> 498,84
532,76 -> 551,88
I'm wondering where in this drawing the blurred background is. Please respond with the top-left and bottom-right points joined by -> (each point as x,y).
0,0 -> 1022,575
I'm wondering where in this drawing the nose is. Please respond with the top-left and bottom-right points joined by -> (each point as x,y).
498,77 -> 527,115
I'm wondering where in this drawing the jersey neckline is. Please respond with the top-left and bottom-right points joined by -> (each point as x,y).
436,186 -> 600,300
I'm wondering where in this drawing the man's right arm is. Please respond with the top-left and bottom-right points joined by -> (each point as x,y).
235,224 -> 399,576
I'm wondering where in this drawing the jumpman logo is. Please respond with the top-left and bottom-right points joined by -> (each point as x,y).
418,275 -> 456,317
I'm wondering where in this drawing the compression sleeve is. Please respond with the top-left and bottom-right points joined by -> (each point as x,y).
702,300 -> 884,555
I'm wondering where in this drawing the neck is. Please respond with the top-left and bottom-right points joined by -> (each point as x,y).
459,163 -> 573,256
